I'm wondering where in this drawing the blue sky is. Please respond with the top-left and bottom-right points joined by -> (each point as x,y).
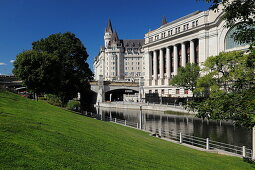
0,0 -> 210,75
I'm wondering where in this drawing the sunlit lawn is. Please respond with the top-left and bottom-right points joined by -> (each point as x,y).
0,91 -> 254,169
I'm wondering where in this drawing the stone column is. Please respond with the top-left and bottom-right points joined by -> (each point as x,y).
166,47 -> 171,80
190,40 -> 195,64
181,42 -> 186,67
153,50 -> 158,80
173,45 -> 178,75
159,48 -> 164,84
144,50 -> 151,86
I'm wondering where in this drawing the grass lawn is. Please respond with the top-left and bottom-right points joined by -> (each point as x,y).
0,91 -> 254,169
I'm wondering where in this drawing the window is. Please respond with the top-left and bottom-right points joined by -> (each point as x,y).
127,48 -> 132,53
185,89 -> 189,94
192,21 -> 195,28
176,89 -> 180,94
161,89 -> 164,94
196,20 -> 198,26
225,24 -> 248,50
149,90 -> 152,93
155,89 -> 158,93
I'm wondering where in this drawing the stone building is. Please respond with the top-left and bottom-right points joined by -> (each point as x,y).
143,5 -> 248,98
94,20 -> 144,82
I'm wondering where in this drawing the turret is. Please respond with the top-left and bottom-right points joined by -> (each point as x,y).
104,19 -> 113,47
161,16 -> 167,26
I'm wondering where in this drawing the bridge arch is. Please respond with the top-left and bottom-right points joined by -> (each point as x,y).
105,88 -> 139,102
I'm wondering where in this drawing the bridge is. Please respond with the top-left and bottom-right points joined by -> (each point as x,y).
90,78 -> 143,103
0,75 -> 144,103
0,75 -> 23,89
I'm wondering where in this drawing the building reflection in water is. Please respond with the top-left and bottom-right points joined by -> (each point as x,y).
95,107 -> 252,148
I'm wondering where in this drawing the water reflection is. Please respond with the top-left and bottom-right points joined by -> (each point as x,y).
95,107 -> 252,148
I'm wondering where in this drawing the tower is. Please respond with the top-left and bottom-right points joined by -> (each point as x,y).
104,19 -> 113,47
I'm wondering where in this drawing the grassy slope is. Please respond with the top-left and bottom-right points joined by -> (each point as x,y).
0,91 -> 254,170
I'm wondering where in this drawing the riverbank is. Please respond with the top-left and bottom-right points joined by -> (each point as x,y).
97,101 -> 195,114
0,91 -> 253,169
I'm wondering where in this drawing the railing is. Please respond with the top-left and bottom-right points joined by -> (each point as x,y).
80,111 -> 253,159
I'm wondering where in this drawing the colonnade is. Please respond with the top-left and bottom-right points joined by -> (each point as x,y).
148,39 -> 198,86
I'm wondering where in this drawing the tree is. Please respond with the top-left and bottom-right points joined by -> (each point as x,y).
170,63 -> 200,99
190,51 -> 255,128
14,32 -> 93,108
13,50 -> 61,95
199,0 -> 255,46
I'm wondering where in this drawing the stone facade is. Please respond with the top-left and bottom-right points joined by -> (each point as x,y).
94,5 -> 249,100
143,5 -> 249,98
94,20 -> 144,82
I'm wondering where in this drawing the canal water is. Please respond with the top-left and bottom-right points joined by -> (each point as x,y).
95,107 -> 252,148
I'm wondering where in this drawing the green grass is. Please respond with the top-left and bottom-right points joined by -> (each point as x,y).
0,91 -> 254,169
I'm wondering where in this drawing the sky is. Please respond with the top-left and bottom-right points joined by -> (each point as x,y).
0,0 -> 211,75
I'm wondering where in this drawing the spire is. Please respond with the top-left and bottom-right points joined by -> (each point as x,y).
112,30 -> 119,41
161,16 -> 167,26
105,19 -> 113,33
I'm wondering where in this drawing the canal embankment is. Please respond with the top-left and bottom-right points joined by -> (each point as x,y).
97,101 -> 196,114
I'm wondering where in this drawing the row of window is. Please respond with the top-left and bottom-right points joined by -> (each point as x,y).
149,89 -> 189,95
124,72 -> 142,76
125,67 -> 141,70
125,57 -> 142,61
106,72 -> 116,76
125,62 -> 140,65
126,48 -> 140,52
148,20 -> 199,43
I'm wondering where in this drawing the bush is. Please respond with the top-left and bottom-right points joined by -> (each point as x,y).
66,100 -> 80,111
46,94 -> 62,107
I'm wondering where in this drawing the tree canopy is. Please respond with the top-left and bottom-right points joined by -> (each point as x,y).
13,50 -> 61,94
14,32 -> 93,107
170,63 -> 200,98
190,51 -> 255,128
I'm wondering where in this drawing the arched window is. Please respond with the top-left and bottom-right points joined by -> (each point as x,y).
225,24 -> 247,50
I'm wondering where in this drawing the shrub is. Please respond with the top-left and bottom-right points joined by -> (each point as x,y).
46,94 -> 62,107
66,100 -> 80,111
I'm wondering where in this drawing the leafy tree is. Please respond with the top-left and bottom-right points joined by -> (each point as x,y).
197,51 -> 255,94
170,63 -> 200,99
190,51 -> 255,128
14,32 -> 93,108
199,0 -> 255,46
13,50 -> 61,95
